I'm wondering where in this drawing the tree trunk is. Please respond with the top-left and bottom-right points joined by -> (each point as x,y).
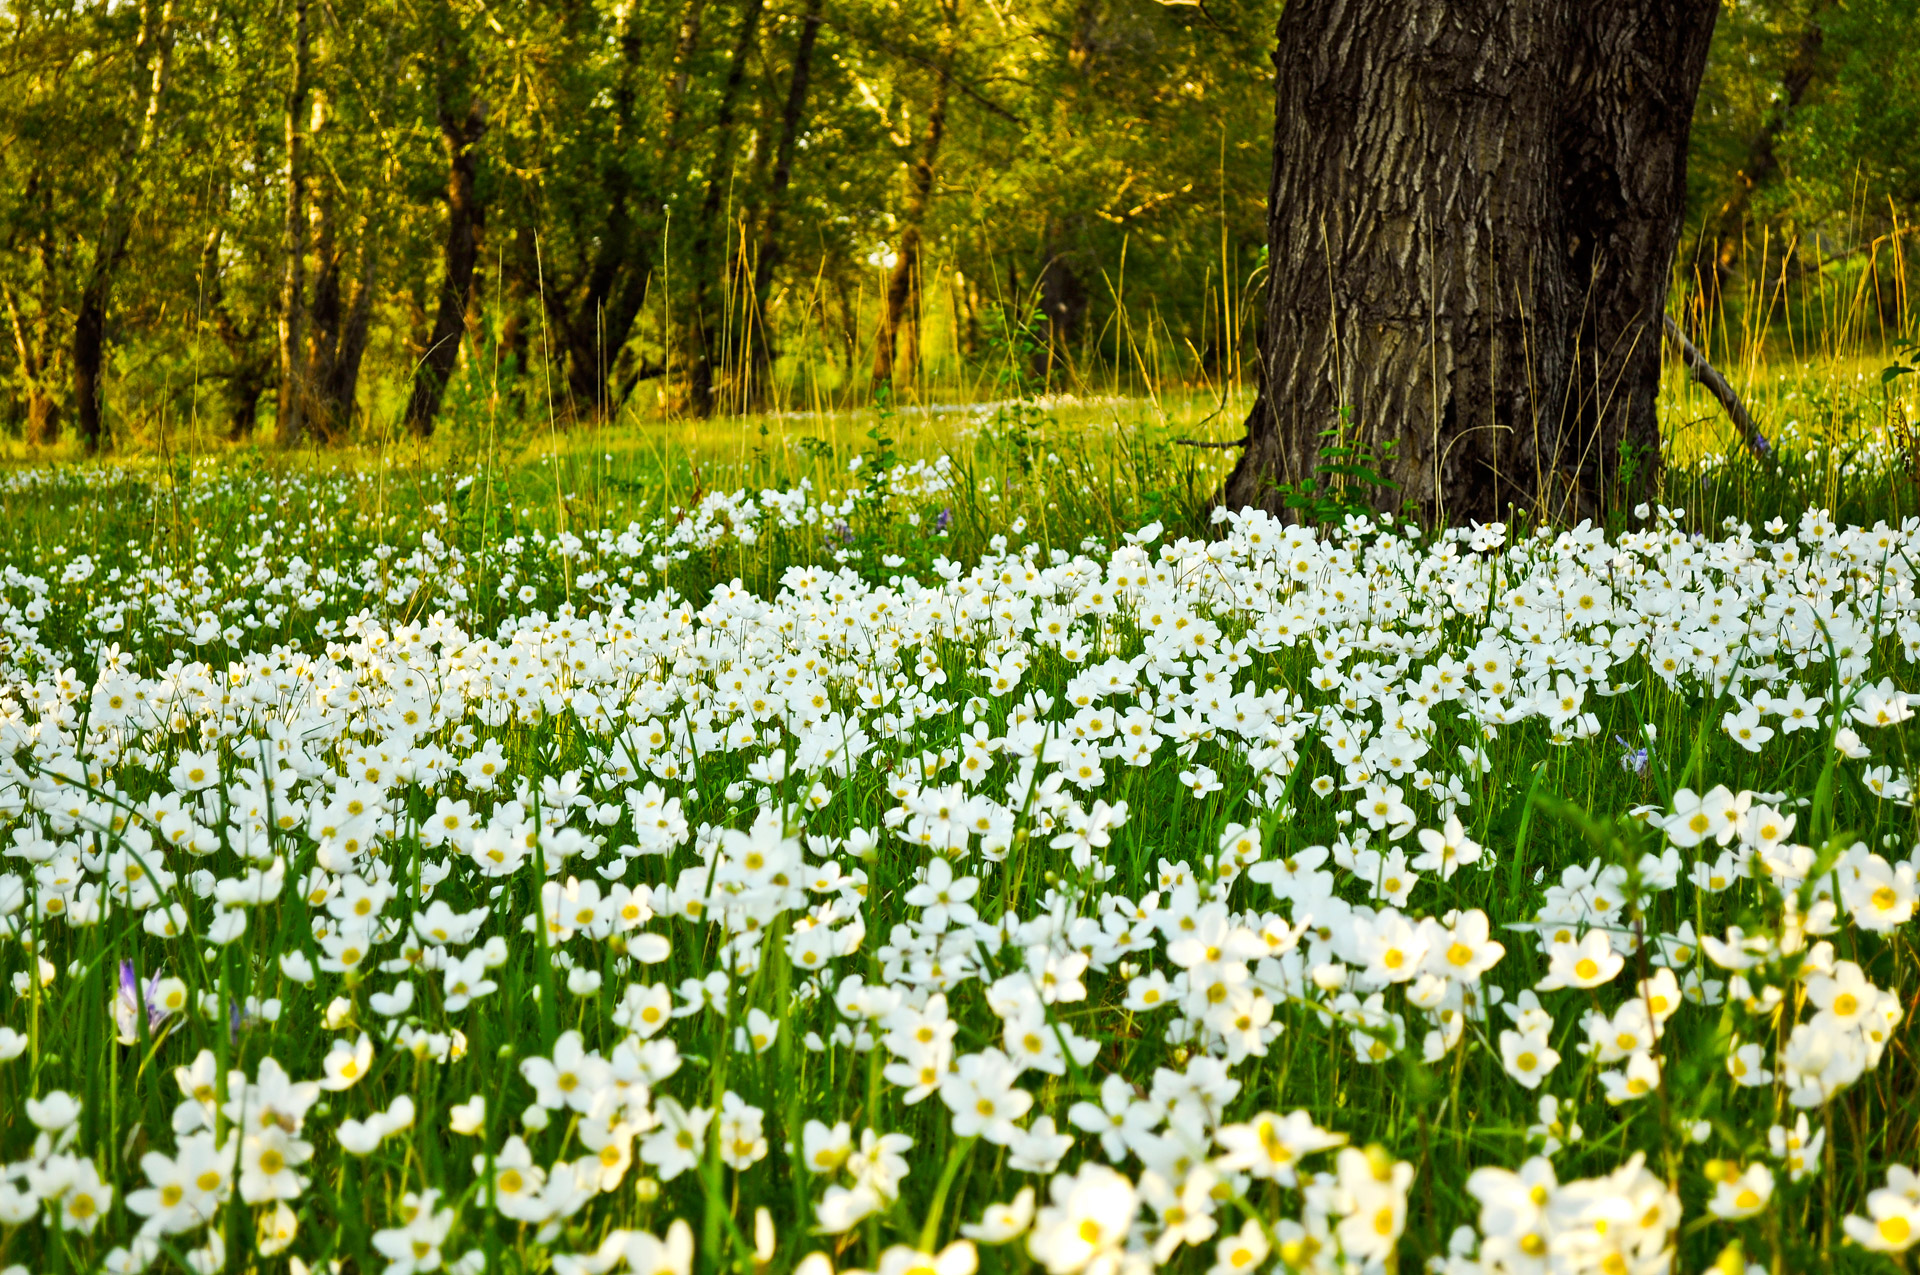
70,275 -> 111,451
1694,3 -> 1828,312
275,0 -> 312,447
3,277 -> 61,446
195,224 -> 274,440
1037,245 -> 1088,384
547,0 -> 675,420
1222,0 -> 1719,526
307,205 -> 377,442
683,0 -> 768,418
306,191 -> 341,432
742,0 -> 825,403
69,0 -> 176,453
321,250 -> 377,437
662,0 -> 708,143
872,3 -> 957,391
589,0 -> 707,417
404,55 -> 487,438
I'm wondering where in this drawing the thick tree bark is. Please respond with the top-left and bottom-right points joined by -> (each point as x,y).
683,0 -> 768,418
275,0 -> 312,448
872,3 -> 957,391
1222,0 -> 1719,526
405,64 -> 487,438
69,0 -> 176,453
740,0 -> 826,401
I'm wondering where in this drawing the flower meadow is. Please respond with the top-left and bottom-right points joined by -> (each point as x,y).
5,457 -> 1920,1275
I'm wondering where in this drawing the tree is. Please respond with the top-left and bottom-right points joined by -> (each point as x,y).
70,0 -> 177,452
682,0 -> 767,418
274,0 -> 312,447
1690,0 -> 1829,310
1221,0 -> 1720,525
403,1 -> 488,439
740,0 -> 826,403
510,0 -> 696,422
870,0 -> 958,391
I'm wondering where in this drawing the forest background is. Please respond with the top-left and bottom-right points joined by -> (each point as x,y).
0,0 -> 1914,455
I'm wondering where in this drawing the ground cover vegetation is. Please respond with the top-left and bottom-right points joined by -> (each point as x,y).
0,382 -> 1917,1274
9,0 -> 1920,1272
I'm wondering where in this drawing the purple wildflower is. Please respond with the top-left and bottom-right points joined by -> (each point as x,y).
114,960 -> 168,1044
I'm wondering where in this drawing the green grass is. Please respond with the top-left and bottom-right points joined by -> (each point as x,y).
0,364 -> 1918,1275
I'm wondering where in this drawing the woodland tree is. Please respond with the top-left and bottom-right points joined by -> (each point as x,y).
1222,0 -> 1721,524
0,0 -> 1911,449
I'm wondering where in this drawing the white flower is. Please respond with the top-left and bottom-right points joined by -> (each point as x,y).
238,1127 -> 311,1203
1708,1162 -> 1773,1219
449,1096 -> 487,1135
26,1090 -> 80,1132
1535,930 -> 1623,991
1498,1030 -> 1560,1089
940,1050 -> 1032,1145
1027,1162 -> 1137,1274
961,1186 -> 1036,1243
319,1035 -> 374,1092
639,1099 -> 710,1181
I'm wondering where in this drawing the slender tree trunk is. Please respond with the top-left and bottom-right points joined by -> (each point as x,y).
196,224 -> 273,440
1037,243 -> 1088,385
321,248 -> 378,436
1694,3 -> 1828,312
595,0 -> 706,415
663,0 -> 708,143
405,55 -> 488,438
306,193 -> 342,432
500,224 -> 535,398
275,0 -> 312,447
70,279 -> 110,449
69,0 -> 176,453
548,0 -> 674,419
742,0 -> 825,402
1221,0 -> 1718,526
3,277 -> 60,445
1034,0 -> 1099,383
305,203 -> 376,442
872,3 -> 957,390
684,0 -> 768,418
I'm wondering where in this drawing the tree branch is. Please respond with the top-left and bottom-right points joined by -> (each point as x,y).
1662,314 -> 1770,462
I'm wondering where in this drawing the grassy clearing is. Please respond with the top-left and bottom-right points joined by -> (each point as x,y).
0,358 -> 1918,1275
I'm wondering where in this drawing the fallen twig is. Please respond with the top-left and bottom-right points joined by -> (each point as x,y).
1662,314 -> 1771,462
1174,435 -> 1248,449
